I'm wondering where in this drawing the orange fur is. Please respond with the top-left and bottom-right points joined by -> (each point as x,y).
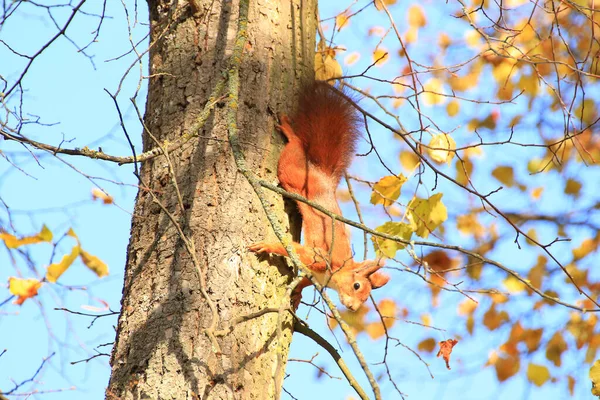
249,83 -> 390,311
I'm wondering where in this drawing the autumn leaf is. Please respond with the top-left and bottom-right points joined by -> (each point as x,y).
80,249 -> 109,278
344,52 -> 360,66
407,5 -> 427,28
483,304 -> 509,330
526,363 -> 550,387
330,306 -> 369,335
46,244 -> 81,283
457,299 -> 478,316
455,158 -> 473,186
408,193 -> 447,238
9,277 -> 43,305
590,360 -> 600,396
378,298 -> 397,328
374,0 -> 397,11
495,355 -> 521,382
546,331 -> 568,367
399,151 -> 420,172
418,338 -> 437,352
315,51 -> 342,82
370,174 -> 406,206
423,250 -> 453,273
0,225 -> 53,249
91,188 -> 114,204
335,12 -> 350,30
564,178 -> 582,197
492,166 -> 515,187
446,100 -> 460,117
503,275 -> 526,294
572,238 -> 598,260
372,48 -> 389,66
422,78 -> 446,106
436,339 -> 458,369
372,221 -> 413,258
427,133 -> 456,165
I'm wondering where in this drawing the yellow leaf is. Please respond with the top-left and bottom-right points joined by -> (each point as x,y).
455,158 -> 474,186
372,48 -> 389,66
492,166 -> 515,187
344,52 -> 360,66
421,313 -> 432,327
365,322 -> 386,340
368,26 -> 386,36
335,12 -> 350,30
372,222 -> 413,258
456,214 -> 485,238
378,298 -> 397,328
427,134 -> 456,165
518,74 -> 539,97
590,360 -> 600,396
492,61 -> 514,84
465,30 -> 481,48
418,338 -> 437,352
315,53 -> 342,82
91,188 -> 114,204
374,0 -> 397,11
564,178 -> 582,197
531,187 -> 544,201
8,277 -> 43,305
446,100 -> 460,117
0,225 -> 53,249
46,244 -> 81,283
370,174 -> 407,206
576,99 -> 597,125
527,363 -> 550,387
462,314 -> 473,334
80,250 -> 109,278
403,26 -> 418,44
503,276 -> 526,293
457,299 -> 478,316
407,5 -> 426,28
572,238 -> 597,260
438,32 -> 451,49
399,151 -> 420,172
408,193 -> 447,239
525,228 -> 538,246
422,78 -> 446,106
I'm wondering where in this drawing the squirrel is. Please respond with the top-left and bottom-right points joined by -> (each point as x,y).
248,82 -> 390,311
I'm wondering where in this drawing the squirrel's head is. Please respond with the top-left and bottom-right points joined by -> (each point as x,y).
335,260 -> 390,312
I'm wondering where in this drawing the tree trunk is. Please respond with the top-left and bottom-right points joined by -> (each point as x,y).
107,0 -> 316,398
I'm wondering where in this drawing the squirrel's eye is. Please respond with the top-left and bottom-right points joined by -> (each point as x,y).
353,282 -> 361,290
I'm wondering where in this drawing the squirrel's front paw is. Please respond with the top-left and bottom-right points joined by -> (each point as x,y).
247,242 -> 271,254
276,115 -> 292,133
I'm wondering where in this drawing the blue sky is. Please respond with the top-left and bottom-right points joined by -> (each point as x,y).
0,1 -> 596,399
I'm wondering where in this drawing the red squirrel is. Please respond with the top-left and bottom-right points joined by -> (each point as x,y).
249,82 -> 390,311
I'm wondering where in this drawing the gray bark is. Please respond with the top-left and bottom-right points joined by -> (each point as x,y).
107,0 -> 317,398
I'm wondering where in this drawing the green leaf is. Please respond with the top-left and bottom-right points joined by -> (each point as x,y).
372,222 -> 413,258
408,193 -> 447,238
370,174 -> 407,206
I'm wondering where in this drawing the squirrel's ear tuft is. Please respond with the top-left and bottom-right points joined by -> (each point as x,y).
369,272 -> 390,289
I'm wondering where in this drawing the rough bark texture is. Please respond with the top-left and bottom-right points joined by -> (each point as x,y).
107,0 -> 316,398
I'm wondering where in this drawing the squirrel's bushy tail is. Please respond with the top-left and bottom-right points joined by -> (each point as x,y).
293,83 -> 361,181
